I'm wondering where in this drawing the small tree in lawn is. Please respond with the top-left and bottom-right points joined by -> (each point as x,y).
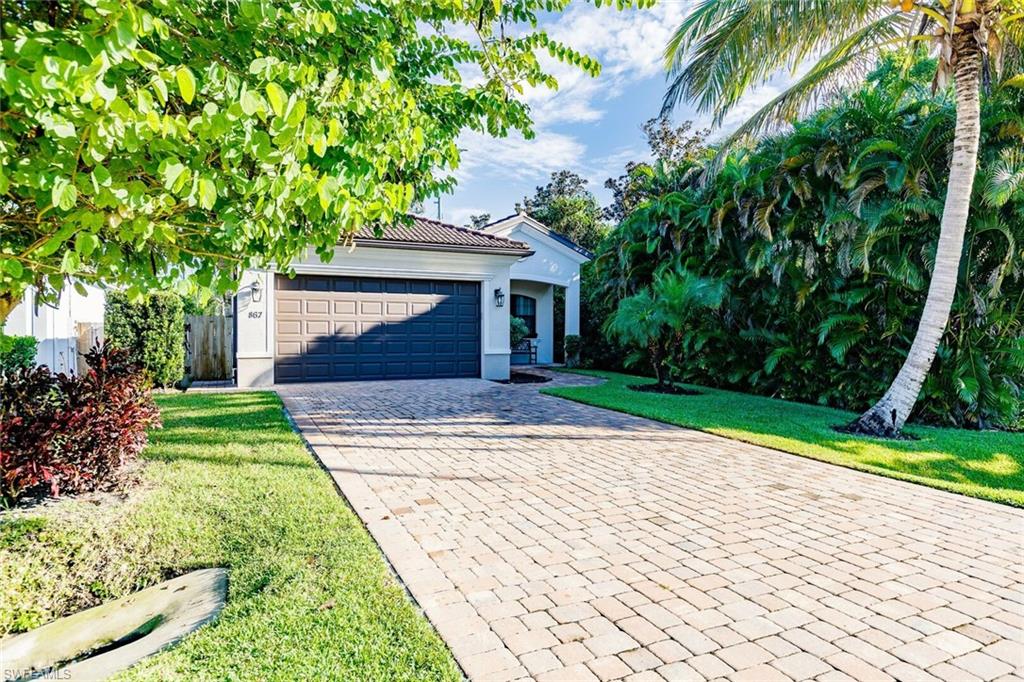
0,0 -> 650,322
605,269 -> 725,388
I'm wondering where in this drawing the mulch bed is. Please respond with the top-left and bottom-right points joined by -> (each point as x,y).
494,371 -> 553,385
628,383 -> 701,396
831,423 -> 920,441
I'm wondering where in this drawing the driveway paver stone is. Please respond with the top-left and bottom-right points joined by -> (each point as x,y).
278,372 -> 1024,681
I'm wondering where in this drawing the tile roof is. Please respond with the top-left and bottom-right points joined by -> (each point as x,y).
354,215 -> 532,253
483,212 -> 594,259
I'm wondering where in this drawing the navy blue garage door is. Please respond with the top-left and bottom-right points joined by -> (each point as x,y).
274,275 -> 481,382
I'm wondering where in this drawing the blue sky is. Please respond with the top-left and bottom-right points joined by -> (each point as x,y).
440,2 -> 794,227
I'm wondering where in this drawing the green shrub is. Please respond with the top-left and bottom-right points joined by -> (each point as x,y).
0,335 -> 37,374
510,316 -> 530,347
564,335 -> 582,368
105,291 -> 185,387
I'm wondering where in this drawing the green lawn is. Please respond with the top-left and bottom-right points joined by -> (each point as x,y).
543,370 -> 1024,507
0,392 -> 459,681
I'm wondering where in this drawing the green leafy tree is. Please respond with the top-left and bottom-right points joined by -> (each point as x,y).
510,315 -> 530,347
663,0 -> 1024,437
466,213 -> 492,230
1,0 -> 649,322
519,170 -> 608,250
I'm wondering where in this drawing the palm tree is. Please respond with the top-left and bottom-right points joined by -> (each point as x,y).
663,0 -> 1024,437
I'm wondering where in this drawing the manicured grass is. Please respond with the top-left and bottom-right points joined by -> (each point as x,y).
0,392 -> 459,681
543,370 -> 1024,507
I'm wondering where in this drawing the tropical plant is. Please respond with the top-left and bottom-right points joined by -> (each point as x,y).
0,0 -> 648,324
663,0 -> 1024,436
604,269 -> 726,387
0,344 -> 160,505
593,55 -> 1023,429
564,334 -> 583,368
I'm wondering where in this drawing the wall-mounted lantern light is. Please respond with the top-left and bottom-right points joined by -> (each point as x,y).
251,278 -> 263,303
494,287 -> 505,308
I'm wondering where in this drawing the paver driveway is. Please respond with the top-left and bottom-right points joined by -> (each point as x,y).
279,373 -> 1024,682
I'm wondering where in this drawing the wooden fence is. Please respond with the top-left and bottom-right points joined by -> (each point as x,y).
186,315 -> 233,380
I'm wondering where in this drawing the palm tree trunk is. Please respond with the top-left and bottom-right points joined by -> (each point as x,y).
850,38 -> 981,438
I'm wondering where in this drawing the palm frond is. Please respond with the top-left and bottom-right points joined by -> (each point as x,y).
695,13 -> 914,183
663,0 -> 889,120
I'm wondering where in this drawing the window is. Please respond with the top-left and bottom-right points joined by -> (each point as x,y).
511,294 -> 537,337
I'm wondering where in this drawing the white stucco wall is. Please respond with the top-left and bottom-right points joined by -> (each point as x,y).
236,245 -> 522,386
3,283 -> 105,374
486,216 -> 590,345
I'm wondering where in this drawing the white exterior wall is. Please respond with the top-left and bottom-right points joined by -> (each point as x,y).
3,284 -> 105,374
486,216 -> 590,361
236,245 -> 522,387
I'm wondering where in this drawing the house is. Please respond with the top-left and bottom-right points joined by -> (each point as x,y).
234,211 -> 592,387
3,284 -> 105,374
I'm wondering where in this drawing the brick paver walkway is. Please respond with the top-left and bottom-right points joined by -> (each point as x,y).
278,373 -> 1024,682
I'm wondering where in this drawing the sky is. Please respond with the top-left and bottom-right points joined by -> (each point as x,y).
439,2 -> 797,228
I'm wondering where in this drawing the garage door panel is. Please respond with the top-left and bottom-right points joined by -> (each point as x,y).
334,321 -> 357,336
275,275 -> 480,383
334,300 -> 356,315
359,279 -> 384,293
305,320 -> 330,336
277,299 -> 301,314
305,300 -> 329,315
386,301 -> 409,316
277,320 -> 301,335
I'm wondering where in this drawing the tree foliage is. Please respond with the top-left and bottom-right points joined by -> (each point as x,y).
466,213 -> 492,230
591,57 -> 1024,428
519,170 -> 608,249
604,117 -> 709,223
0,0 -> 648,318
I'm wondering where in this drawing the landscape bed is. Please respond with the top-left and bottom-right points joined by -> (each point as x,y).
0,392 -> 459,681
543,370 -> 1024,507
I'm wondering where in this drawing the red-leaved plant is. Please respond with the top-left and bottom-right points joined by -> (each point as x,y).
0,344 -> 160,505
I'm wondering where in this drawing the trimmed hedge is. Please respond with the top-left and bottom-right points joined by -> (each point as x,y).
105,291 -> 185,388
0,335 -> 37,374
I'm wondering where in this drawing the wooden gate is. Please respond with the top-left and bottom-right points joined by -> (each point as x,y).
186,315 -> 233,380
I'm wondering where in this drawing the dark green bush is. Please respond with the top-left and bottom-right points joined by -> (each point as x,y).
564,334 -> 582,368
0,335 -> 37,374
105,291 -> 185,388
510,316 -> 530,347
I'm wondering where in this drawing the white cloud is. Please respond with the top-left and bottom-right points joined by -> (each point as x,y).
454,129 -> 587,184
447,205 -> 492,227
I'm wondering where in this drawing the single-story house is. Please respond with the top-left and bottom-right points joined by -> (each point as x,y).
3,284 -> 105,374
235,211 -> 592,387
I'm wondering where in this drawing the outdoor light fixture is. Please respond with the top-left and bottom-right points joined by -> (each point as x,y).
250,278 -> 263,303
494,287 -> 505,308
